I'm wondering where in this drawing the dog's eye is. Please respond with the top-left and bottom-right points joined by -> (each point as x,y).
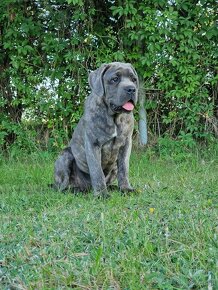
129,73 -> 137,83
111,76 -> 119,83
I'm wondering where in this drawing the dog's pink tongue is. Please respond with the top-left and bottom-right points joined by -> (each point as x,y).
122,102 -> 134,111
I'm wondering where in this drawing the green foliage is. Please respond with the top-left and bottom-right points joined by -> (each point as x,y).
111,0 -> 217,140
0,0 -> 217,151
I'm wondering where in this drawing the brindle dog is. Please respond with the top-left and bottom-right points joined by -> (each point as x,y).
54,62 -> 139,197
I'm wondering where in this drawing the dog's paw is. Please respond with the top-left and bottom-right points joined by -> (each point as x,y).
120,186 -> 135,194
94,188 -> 111,199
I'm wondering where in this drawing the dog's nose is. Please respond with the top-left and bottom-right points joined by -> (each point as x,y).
125,86 -> 136,94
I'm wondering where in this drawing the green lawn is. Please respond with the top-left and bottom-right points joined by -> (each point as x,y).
0,149 -> 217,289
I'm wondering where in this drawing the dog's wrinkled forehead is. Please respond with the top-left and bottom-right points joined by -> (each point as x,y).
104,62 -> 137,80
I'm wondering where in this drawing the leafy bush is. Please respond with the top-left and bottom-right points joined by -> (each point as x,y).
0,0 -> 217,151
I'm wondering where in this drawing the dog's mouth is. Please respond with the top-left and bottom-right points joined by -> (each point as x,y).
122,100 -> 134,111
110,100 -> 135,113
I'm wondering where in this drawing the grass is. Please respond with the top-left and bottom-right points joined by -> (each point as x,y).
0,148 -> 217,289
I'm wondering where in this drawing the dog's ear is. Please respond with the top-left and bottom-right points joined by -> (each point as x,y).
88,64 -> 110,97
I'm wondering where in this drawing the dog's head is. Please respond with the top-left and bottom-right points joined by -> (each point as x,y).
88,62 -> 139,114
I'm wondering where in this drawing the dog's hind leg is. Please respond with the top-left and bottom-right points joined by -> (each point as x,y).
55,174 -> 70,191
54,147 -> 74,191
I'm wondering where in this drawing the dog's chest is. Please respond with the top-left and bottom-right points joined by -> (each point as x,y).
101,114 -> 133,166
101,136 -> 122,168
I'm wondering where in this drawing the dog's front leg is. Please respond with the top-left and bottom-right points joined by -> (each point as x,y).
85,134 -> 109,198
117,137 -> 134,193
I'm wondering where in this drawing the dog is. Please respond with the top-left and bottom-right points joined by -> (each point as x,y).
54,62 -> 139,197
